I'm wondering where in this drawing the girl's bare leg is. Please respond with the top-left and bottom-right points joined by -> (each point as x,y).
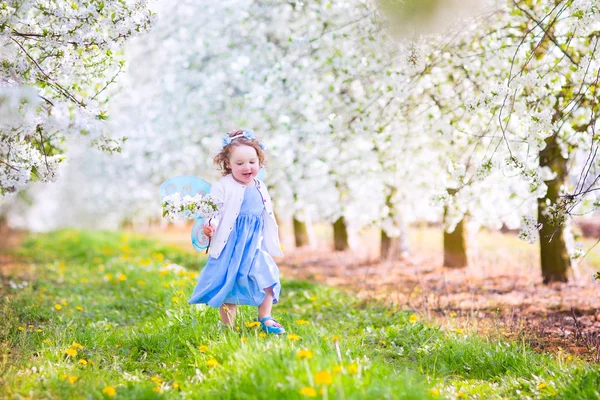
219,303 -> 237,327
258,287 -> 276,326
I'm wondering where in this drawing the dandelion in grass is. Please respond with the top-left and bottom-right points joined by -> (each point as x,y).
206,359 -> 220,367
245,321 -> 261,328
538,382 -> 548,390
198,345 -> 208,352
81,278 -> 89,283
429,388 -> 440,396
137,280 -> 146,286
259,333 -> 267,338
455,329 -> 463,334
54,304 -> 62,311
173,382 -> 180,389
332,365 -> 342,374
104,274 -> 112,281
18,326 -> 25,331
65,348 -> 77,357
241,337 -> 248,343
347,363 -> 358,375
42,339 -> 52,345
76,306 -> 84,312
103,386 -> 117,397
152,387 -> 161,393
64,375 -> 78,384
315,370 -> 333,385
72,342 -> 84,349
309,296 -> 317,301
171,296 -> 180,303
296,349 -> 313,359
79,359 -> 88,366
330,335 -> 340,342
409,315 -> 418,324
288,334 -> 301,341
379,340 -> 387,345
299,387 -> 317,397
118,274 -> 127,281
457,392 -> 467,398
296,319 -> 310,325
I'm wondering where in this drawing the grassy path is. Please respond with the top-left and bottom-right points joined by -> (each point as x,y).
1,230 -> 599,399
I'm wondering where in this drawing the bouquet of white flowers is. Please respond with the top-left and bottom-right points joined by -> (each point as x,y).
162,193 -> 219,222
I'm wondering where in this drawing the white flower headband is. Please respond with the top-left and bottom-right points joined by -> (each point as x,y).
221,129 -> 265,150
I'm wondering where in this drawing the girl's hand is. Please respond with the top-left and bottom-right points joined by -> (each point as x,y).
203,224 -> 215,238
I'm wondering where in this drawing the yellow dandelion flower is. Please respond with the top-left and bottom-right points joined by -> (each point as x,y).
173,382 -> 180,389
118,274 -> 127,281
235,326 -> 240,331
162,283 -> 171,288
259,333 -> 267,338
314,370 -> 333,385
296,319 -> 311,325
171,297 -> 180,303
456,392 -> 467,398
323,337 -> 329,341
296,349 -> 313,359
309,296 -> 317,301
98,265 -> 105,272
347,363 -> 358,375
79,359 -> 88,366
429,388 -> 440,396
299,387 -> 317,397
72,342 -> 84,349
66,375 -> 78,384
76,306 -> 84,312
240,337 -> 248,343
160,270 -> 169,276
43,339 -> 52,344
65,348 -> 77,357
206,358 -> 220,367
150,376 -> 162,383
449,311 -> 457,317
81,278 -> 89,283
538,382 -> 548,390
455,329 -> 463,334
28,324 -> 34,328
54,304 -> 62,311
102,386 -> 117,397
409,314 -> 418,324
288,334 -> 301,341
198,345 -> 208,352
379,340 -> 387,345
176,290 -> 185,295
137,280 -> 146,285
36,328 -> 43,332
104,274 -> 112,280
245,321 -> 261,328
330,335 -> 341,342
332,365 -> 342,374
152,387 -> 161,393
18,326 -> 25,331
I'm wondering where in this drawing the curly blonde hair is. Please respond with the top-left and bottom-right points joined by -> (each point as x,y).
214,130 -> 266,176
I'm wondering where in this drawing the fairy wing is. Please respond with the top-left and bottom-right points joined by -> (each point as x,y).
160,175 -> 212,252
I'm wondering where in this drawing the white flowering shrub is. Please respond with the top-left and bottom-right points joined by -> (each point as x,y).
0,0 -> 155,195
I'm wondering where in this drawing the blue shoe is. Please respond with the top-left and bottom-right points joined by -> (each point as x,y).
259,316 -> 286,335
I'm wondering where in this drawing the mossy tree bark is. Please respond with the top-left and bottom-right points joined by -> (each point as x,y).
293,215 -> 310,248
333,216 -> 349,251
538,136 -> 570,283
443,209 -> 467,268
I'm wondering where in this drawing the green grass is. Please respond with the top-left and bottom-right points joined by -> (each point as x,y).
1,229 -> 599,399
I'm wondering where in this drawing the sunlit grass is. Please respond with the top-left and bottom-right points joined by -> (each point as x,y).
1,230 -> 599,399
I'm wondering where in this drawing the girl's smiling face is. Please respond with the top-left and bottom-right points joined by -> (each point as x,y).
228,144 -> 260,185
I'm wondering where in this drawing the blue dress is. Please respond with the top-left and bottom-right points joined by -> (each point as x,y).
188,184 -> 281,307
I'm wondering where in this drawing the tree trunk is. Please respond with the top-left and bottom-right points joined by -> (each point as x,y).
293,216 -> 310,248
333,216 -> 349,251
380,229 -> 409,260
538,137 -> 570,283
443,214 -> 467,268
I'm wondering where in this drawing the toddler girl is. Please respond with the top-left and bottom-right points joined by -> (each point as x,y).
188,129 -> 285,334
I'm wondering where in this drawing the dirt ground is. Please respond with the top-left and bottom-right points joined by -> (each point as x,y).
278,246 -> 600,362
